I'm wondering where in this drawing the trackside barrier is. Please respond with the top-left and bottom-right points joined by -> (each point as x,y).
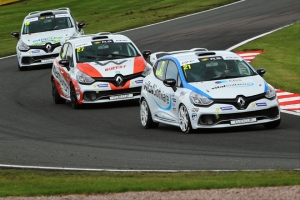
0,0 -> 19,6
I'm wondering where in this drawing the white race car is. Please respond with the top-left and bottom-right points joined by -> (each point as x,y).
140,49 -> 281,133
11,7 -> 85,71
51,32 -> 152,109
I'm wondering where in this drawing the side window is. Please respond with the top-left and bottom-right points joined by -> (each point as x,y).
60,43 -> 69,59
155,60 -> 168,81
165,60 -> 178,80
66,44 -> 74,67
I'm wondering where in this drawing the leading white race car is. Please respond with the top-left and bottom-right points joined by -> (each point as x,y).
11,7 -> 85,71
140,49 -> 281,133
51,32 -> 152,109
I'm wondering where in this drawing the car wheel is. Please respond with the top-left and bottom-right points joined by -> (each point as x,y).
18,63 -> 27,71
140,99 -> 159,129
52,80 -> 66,104
178,104 -> 193,133
263,118 -> 281,129
70,84 -> 81,109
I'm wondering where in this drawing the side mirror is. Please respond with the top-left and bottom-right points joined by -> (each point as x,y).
78,22 -> 85,31
11,32 -> 20,40
142,50 -> 151,60
59,59 -> 70,71
256,68 -> 266,77
163,78 -> 177,92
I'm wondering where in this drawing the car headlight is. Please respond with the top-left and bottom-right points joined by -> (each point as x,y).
189,91 -> 213,106
265,84 -> 276,99
17,40 -> 30,51
76,71 -> 95,84
142,63 -> 152,76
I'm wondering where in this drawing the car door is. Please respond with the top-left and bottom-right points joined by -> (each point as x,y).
56,43 -> 71,98
150,59 -> 178,123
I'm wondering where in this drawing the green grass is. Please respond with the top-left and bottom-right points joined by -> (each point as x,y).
233,22 -> 300,93
0,169 -> 299,197
0,0 -> 236,57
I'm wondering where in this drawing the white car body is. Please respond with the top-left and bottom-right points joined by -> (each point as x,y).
12,8 -> 85,70
140,49 -> 281,133
51,33 -> 151,108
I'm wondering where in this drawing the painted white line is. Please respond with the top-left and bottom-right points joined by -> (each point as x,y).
280,104 -> 300,109
0,164 -> 299,172
277,92 -> 294,96
281,109 -> 300,116
237,53 -> 261,56
278,97 -> 300,102
0,54 -> 16,60
119,0 -> 246,33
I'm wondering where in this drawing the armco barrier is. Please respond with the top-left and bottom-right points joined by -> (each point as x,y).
0,0 -> 19,6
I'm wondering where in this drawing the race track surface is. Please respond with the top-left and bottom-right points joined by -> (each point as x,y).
0,0 -> 299,170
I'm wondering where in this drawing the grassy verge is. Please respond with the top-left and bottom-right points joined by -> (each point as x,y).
0,0 -> 236,57
233,22 -> 300,93
0,169 -> 299,197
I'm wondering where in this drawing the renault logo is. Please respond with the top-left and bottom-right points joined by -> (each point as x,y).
46,44 -> 52,52
237,97 -> 246,108
116,76 -> 123,85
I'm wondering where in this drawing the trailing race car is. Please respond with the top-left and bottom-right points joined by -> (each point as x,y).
51,32 -> 152,109
11,7 -> 85,71
140,49 -> 281,133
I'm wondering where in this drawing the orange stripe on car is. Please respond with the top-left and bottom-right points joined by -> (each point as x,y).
133,56 -> 146,73
76,63 -> 102,77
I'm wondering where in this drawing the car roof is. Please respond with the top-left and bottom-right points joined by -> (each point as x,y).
25,7 -> 71,20
149,49 -> 242,65
67,32 -> 134,46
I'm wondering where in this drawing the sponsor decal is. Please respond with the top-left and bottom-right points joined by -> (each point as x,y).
144,81 -> 171,110
212,82 -> 254,90
192,113 -> 197,121
32,36 -> 63,44
181,60 -> 196,65
220,106 -> 233,111
252,103 -> 255,107
115,71 -> 120,74
95,60 -> 127,66
97,84 -> 109,88
191,108 -> 199,112
172,98 -> 176,103
135,80 -> 143,84
200,56 -> 223,62
256,102 -> 267,106
92,40 -> 113,45
180,91 -> 187,97
105,65 -> 126,71
215,79 -> 242,84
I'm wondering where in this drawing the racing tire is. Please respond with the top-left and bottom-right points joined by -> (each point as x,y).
178,104 -> 193,133
18,63 -> 27,71
263,118 -> 281,129
140,99 -> 159,129
52,80 -> 66,104
70,84 -> 82,109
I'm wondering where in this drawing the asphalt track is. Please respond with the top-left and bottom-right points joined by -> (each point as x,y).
0,0 -> 299,171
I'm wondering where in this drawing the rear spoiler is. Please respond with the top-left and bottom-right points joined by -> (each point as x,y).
149,48 -> 208,65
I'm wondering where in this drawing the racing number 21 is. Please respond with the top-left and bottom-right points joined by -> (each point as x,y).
76,47 -> 84,53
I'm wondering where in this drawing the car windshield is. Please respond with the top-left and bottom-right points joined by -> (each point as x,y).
182,59 -> 257,82
76,42 -> 141,62
22,16 -> 73,34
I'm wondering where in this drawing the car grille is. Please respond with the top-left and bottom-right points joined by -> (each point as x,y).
21,54 -> 59,65
29,43 -> 61,53
198,107 -> 279,125
91,72 -> 144,87
83,87 -> 142,101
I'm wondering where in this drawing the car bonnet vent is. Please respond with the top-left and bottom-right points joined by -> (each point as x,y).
196,52 -> 216,57
92,36 -> 109,40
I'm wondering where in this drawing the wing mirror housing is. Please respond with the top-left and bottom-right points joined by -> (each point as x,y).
163,78 -> 177,92
11,32 -> 20,40
59,59 -> 70,71
142,50 -> 151,60
256,68 -> 266,77
78,22 -> 85,31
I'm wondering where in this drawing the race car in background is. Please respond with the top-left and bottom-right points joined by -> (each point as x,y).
11,7 -> 85,71
140,49 -> 281,133
51,32 -> 152,109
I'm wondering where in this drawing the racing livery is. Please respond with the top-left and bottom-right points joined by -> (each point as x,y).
11,7 -> 85,71
51,32 -> 152,108
140,49 -> 280,133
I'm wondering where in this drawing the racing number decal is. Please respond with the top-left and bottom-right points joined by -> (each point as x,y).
156,61 -> 166,77
183,64 -> 191,70
76,47 -> 84,53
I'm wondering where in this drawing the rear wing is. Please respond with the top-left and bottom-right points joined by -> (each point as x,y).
149,48 -> 208,65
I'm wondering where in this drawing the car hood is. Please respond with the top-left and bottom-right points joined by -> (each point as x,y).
188,75 -> 266,98
76,56 -> 146,77
21,29 -> 75,46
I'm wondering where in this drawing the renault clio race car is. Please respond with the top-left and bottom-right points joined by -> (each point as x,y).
11,7 -> 85,71
140,49 -> 281,133
51,32 -> 152,109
